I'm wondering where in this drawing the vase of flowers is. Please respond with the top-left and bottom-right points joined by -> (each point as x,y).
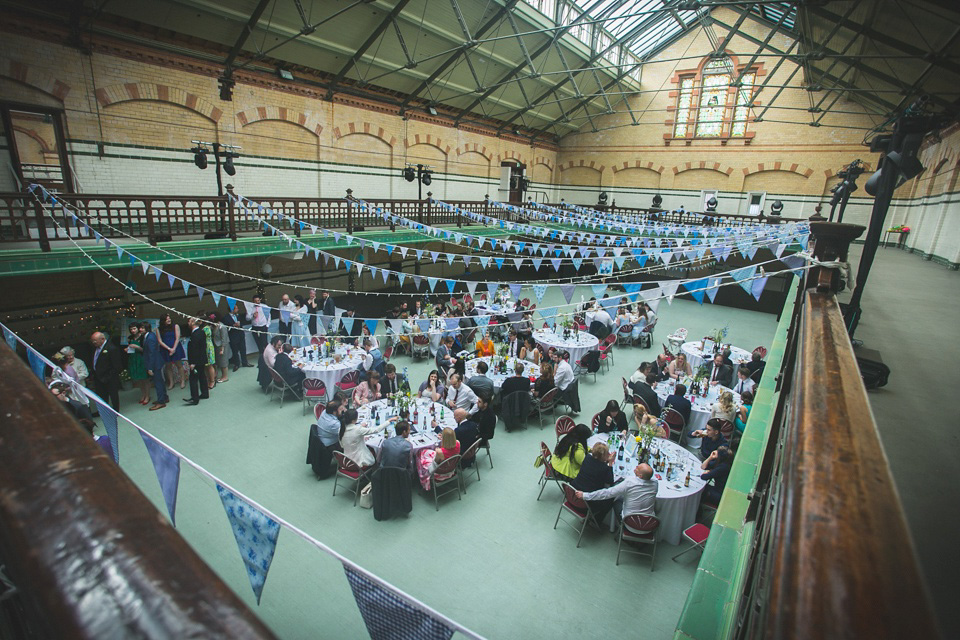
635,419 -> 663,464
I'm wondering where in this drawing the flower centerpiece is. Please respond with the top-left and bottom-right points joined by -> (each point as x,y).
690,364 -> 710,396
711,325 -> 729,354
560,317 -> 574,340
634,419 -> 663,464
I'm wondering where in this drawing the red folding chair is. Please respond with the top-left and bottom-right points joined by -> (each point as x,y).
672,523 -> 711,561
717,419 -> 735,442
332,451 -> 372,506
662,408 -> 686,444
555,415 -> 575,441
617,514 -> 661,569
310,336 -> 322,346
590,412 -> 602,432
302,378 -> 328,415
599,334 -> 617,371
382,345 -> 393,363
335,370 -> 360,399
457,439 -> 482,492
313,401 -> 326,421
617,324 -> 634,347
532,387 -> 559,428
554,482 -> 596,547
430,454 -> 462,510
537,441 -> 562,501
268,367 -> 301,408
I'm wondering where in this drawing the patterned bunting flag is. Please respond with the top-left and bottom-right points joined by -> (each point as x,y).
95,399 -> 120,463
217,485 -> 281,605
591,284 -> 607,299
397,273 -> 406,287
27,349 -> 46,379
532,284 -> 548,303
730,266 -> 757,295
426,278 -> 438,292
475,315 -> 490,328
139,431 -> 180,525
181,279 -> 190,295
2,326 -> 17,352
197,287 -> 206,301
706,277 -> 722,303
571,257 -> 582,271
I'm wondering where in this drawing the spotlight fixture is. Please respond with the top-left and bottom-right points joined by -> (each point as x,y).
705,196 -> 718,212
277,67 -> 294,81
426,105 -> 438,116
598,191 -> 609,206
224,153 -> 236,176
651,194 -> 663,208
421,170 -> 432,186
864,150 -> 924,196
769,200 -> 783,216
191,145 -> 208,169
403,163 -> 435,198
403,166 -> 417,182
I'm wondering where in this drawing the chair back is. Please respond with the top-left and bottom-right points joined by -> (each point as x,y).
334,451 -> 360,474
540,442 -> 556,478
752,346 -> 767,359
313,402 -> 327,421
603,334 -> 617,348
591,413 -> 602,431
632,394 -> 648,412
617,324 -> 633,338
623,514 -> 660,536
303,378 -> 326,396
644,318 -> 658,333
338,370 -> 360,390
310,336 -> 321,346
383,346 -> 393,361
268,366 -> 285,385
561,482 -> 587,512
663,407 -> 685,430
538,387 -> 559,410
433,454 -> 461,479
621,378 -> 631,404
413,334 -> 430,345
554,415 -> 575,440
579,350 -> 601,373
460,439 -> 481,466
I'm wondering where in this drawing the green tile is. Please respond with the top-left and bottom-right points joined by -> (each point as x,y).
699,524 -> 740,576
676,571 -> 730,639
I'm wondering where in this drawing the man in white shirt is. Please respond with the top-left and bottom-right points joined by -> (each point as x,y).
247,294 -> 271,354
552,350 -> 574,391
577,463 -> 658,522
732,366 -> 756,396
277,293 -> 298,340
445,372 -> 478,415
593,306 -> 614,330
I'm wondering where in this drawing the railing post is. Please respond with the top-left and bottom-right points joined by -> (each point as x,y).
31,196 -> 51,252
807,221 -> 864,293
484,194 -> 489,221
145,199 -> 157,246
225,184 -> 237,241
293,200 -> 301,237
345,188 -> 353,233
425,192 -> 432,226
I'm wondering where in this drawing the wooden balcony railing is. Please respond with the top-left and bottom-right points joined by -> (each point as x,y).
0,345 -> 276,639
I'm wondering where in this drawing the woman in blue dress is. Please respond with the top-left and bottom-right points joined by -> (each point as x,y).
158,313 -> 186,390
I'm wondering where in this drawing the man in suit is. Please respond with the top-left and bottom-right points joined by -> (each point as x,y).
379,421 -> 413,471
630,372 -> 662,416
474,395 -> 496,442
452,408 -> 480,465
274,343 -> 306,389
184,318 -> 209,405
651,354 -> 670,382
89,331 -> 122,411
223,311 -> 248,371
321,290 -> 336,331
500,361 -> 531,399
380,363 -> 407,396
465,360 -> 495,401
705,353 -> 733,388
142,323 -> 168,410
339,309 -> 362,345
663,383 -> 692,425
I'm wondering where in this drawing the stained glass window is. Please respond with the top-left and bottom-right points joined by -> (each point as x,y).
731,73 -> 755,137
696,60 -> 730,137
674,77 -> 694,138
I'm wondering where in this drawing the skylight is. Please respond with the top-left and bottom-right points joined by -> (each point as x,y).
753,2 -> 797,29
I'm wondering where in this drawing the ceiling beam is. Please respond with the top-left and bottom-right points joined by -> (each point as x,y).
325,0 -> 413,99
222,0 -> 273,75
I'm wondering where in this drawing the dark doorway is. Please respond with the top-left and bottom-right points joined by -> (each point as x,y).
500,161 -> 526,203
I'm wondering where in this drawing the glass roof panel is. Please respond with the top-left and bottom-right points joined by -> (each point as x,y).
754,3 -> 796,29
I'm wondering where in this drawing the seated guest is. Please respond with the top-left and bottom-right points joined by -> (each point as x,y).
630,373 -> 661,416
475,332 -> 496,357
596,399 -> 628,433
418,369 -> 446,403
552,350 -> 580,414
745,349 -> 766,382
379,420 -> 413,471
380,363 -> 407,396
501,361 -> 532,399
353,371 -> 381,407
700,446 -> 733,504
732,366 -> 755,396
436,336 -> 456,376
552,423 -> 592,482
650,354 -> 670,382
710,391 -> 737,424
576,462 -> 659,525
273,343 -> 306,389
632,407 -> 668,438
338,409 -> 382,469
316,399 -> 346,450
667,353 -> 692,380
532,362 -> 554,399
572,442 -> 616,521
505,329 -> 521,358
689,418 -> 729,460
49,380 -> 95,432
664,383 -> 692,426
445,372 -> 479,415
474,395 -> 496,442
628,361 -> 652,387
434,427 -> 461,462
735,390 -> 754,434
519,336 -> 541,365
264,336 -> 284,369
58,346 -> 89,386
705,353 -> 733,388
466,360 -> 495,400
453,408 -> 480,462
308,399 -> 345,479
721,347 -> 734,368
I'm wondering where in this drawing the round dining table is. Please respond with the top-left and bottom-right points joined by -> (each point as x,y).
533,329 -> 599,366
359,397 -> 455,455
586,434 -> 706,545
654,378 -> 740,449
681,340 -> 753,370
289,344 -> 364,392
464,355 -> 540,391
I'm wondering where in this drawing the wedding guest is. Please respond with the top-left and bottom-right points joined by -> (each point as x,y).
465,360 -> 494,400
125,323 -> 150,405
418,370 -> 446,403
519,336 -> 541,365
90,331 -> 122,411
701,446 -> 733,504
690,418 -> 729,460
183,318 -> 209,405
278,293 -> 297,339
433,427 -> 461,464
436,336 -> 456,376
142,322 -> 168,410
705,353 -> 733,388
501,361 -> 532,399
223,309 -> 248,371
710,391 -> 737,423
379,421 -> 413,471
338,409 -> 381,469
305,289 -> 320,336
158,313 -> 186,390
291,294 -> 309,348
274,343 -> 306,389
247,294 -> 271,355
667,353 -> 693,380
732,366 -> 755,396
632,406 -> 668,438
58,346 -> 89,386
745,349 -> 766,382
572,442 -> 616,521
381,363 -> 407,396
595,399 -> 628,433
445,372 -> 478,415
358,338 -> 384,379
532,361 -> 555,399
664,383 -> 692,425
576,463 -> 658,525
552,423 -> 592,482
211,312 -> 231,384
353,371 -> 381,407
630,372 -> 661,416
735,390 -> 754,435
199,312 -> 216,390
476,332 -> 496,357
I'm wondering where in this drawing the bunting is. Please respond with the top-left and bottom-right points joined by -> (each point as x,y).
217,485 -> 281,605
140,432 -> 181,525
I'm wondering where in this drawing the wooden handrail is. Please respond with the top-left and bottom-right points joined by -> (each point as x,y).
763,222 -> 939,639
0,346 -> 276,639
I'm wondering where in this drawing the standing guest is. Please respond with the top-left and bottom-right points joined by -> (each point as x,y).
142,322 -> 168,410
476,332 -> 496,357
183,318 -> 209,405
465,360 -> 494,400
274,343 -> 307,389
199,313 -> 216,391
519,337 -> 541,365
210,314 -> 231,383
223,310 -> 248,371
353,371 -> 381,407
321,290 -> 336,332
664,383 -> 692,426
305,289 -> 320,337
380,421 -> 413,471
700,446 -> 733,504
710,390 -> 737,424
705,353 -> 733,388
501,361 -> 532,399
445,372 -> 479,415
90,331 -> 122,411
247,294 -> 271,355
125,323 -> 150,405
436,336 -> 456,376
381,363 -> 407,396
552,423 -> 592,482
277,294 -> 297,340
596,399 -> 628,433
59,346 -> 89,386
358,338 -> 383,379
532,362 -> 555,399
689,418 -> 729,460
291,295 -> 309,348
732,366 -> 755,396
572,442 -> 616,521
338,409 -> 381,470
418,370 -> 446,403
576,463 -> 659,524
158,314 -> 186,390
667,353 -> 693,380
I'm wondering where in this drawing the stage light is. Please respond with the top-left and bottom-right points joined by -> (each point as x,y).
864,151 -> 924,196
403,167 -> 416,182
652,194 -> 663,208
192,146 -> 208,169
705,196 -> 718,212
769,200 -> 783,216
421,170 -> 432,186
598,192 -> 609,205
224,153 -> 236,176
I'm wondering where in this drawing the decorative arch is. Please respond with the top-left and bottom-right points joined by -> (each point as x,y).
611,160 -> 664,174
11,125 -> 53,153
95,83 -> 222,122
534,155 -> 554,172
0,58 -> 72,101
405,133 -> 451,155
742,161 -> 813,178
332,121 -> 396,148
672,161 -> 734,176
559,159 -> 605,173
497,149 -> 527,166
236,106 -> 322,136
456,143 -> 491,161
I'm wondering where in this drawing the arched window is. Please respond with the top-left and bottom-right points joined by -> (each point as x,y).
668,56 -> 760,143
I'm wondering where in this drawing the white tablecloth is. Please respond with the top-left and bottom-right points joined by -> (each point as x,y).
360,398 -> 455,455
587,434 -> 706,545
533,329 -> 599,366
654,380 -> 740,448
681,341 -> 752,370
464,356 -> 539,391
289,345 -> 364,392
